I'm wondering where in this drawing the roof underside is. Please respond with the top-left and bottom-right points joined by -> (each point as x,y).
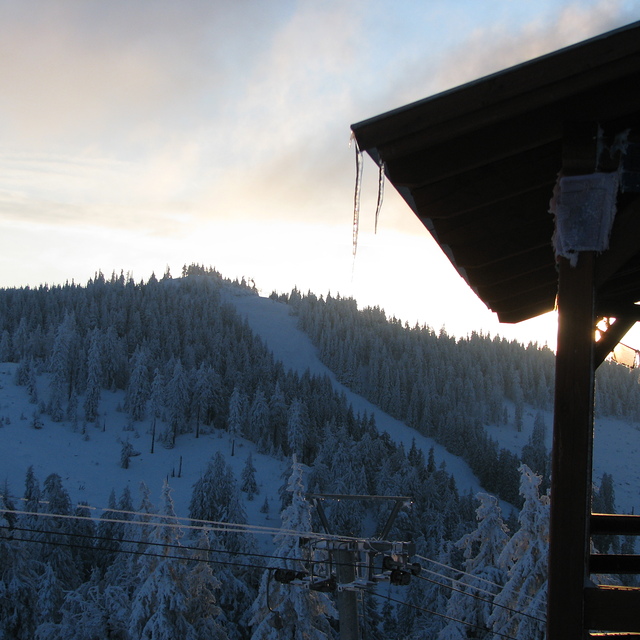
351,21 -> 640,324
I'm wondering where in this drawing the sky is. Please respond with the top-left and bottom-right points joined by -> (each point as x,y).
1,0 -> 639,349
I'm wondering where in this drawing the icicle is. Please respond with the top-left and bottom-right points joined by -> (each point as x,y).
374,155 -> 385,234
350,133 -> 363,259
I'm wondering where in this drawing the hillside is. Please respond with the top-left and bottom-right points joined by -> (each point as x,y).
0,268 -> 638,639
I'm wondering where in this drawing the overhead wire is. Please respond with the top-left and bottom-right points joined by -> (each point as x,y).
3,522 -> 540,639
0,502 -> 367,545
416,553 -> 547,610
0,522 -> 356,575
362,589 -> 522,640
415,573 -> 546,625
2,504 -> 548,627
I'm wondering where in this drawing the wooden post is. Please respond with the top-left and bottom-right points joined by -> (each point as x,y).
547,254 -> 596,640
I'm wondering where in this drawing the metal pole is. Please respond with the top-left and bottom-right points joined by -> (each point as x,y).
336,544 -> 360,640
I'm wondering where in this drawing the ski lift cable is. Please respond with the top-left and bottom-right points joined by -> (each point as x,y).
3,495 -> 336,538
361,589 -> 521,640
0,504 -> 365,544
1,526 -> 277,574
415,573 -> 546,624
416,553 -> 504,591
415,554 -> 546,609
0,522 -> 359,574
419,565 -> 544,608
3,523 -> 546,629
416,555 -> 548,601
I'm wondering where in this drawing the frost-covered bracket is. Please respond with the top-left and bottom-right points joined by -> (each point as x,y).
550,172 -> 619,266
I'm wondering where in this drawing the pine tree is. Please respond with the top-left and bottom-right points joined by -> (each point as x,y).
521,412 -> 549,493
0,482 -> 39,640
250,456 -> 336,639
488,465 -> 548,640
248,389 -> 269,445
286,398 -> 308,460
227,386 -> 246,455
39,473 -> 82,591
48,313 -> 76,421
125,347 -> 150,422
186,532 -> 228,640
84,328 -> 102,422
39,569 -> 131,640
149,368 -> 165,420
439,493 -> 509,640
240,452 -> 259,500
129,481 -> 199,640
592,472 -> 618,553
189,452 -> 235,525
164,359 -> 190,447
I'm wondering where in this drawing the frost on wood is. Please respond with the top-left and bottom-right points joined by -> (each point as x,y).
550,172 -> 619,266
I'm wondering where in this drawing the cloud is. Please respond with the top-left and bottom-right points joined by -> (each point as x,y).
1,0 -> 637,244
0,0 -> 281,150
375,0 -> 638,109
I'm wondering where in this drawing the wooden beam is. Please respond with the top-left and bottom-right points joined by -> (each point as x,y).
594,317 -> 637,368
584,586 -> 640,631
590,554 -> 640,574
547,253 -> 597,640
591,513 -> 640,535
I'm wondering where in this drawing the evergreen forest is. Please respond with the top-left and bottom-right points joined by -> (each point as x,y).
0,265 -> 637,639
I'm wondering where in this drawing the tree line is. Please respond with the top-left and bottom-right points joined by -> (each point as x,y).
279,289 -> 640,503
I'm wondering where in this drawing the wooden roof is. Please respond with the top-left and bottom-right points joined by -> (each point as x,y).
351,21 -> 640,324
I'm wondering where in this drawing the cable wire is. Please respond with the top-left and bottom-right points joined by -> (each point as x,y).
0,503 -> 366,545
416,553 -> 547,610
362,588 -> 521,640
415,572 -> 546,624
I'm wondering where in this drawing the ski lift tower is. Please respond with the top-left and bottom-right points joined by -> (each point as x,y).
351,21 -> 640,639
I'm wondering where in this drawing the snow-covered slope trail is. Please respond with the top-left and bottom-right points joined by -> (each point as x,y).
228,289 -> 485,498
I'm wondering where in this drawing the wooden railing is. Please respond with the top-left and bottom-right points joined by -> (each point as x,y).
586,514 -> 640,636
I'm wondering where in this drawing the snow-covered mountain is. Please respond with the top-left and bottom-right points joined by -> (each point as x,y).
1,280 -> 639,524
1,271 -> 638,639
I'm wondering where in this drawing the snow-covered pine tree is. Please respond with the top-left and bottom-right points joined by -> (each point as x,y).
164,359 -> 190,447
128,481 -> 199,640
521,412 -> 549,493
488,465 -> 548,640
191,363 -> 222,437
267,382 -> 288,455
227,385 -> 246,455
248,389 -> 269,446
125,347 -> 150,422
286,398 -> 308,461
83,328 -> 102,423
438,493 -> 509,640
592,472 -> 618,554
212,489 -> 261,640
149,368 -> 165,420
188,451 -> 235,527
0,483 -> 39,640
249,456 -> 336,639
240,452 -> 258,500
39,473 -> 82,591
37,568 -> 131,640
48,313 -> 77,422
186,531 -> 228,640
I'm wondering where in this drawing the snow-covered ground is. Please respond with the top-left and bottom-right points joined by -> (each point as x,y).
0,362 -> 286,550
